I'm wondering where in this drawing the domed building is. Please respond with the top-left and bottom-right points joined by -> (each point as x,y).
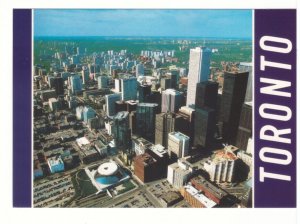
85,160 -> 130,192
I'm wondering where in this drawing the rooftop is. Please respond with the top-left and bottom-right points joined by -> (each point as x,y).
169,131 -> 190,141
160,191 -> 182,204
191,46 -> 211,53
150,144 -> 167,158
137,102 -> 158,107
114,111 -> 129,120
47,156 -> 63,166
164,89 -> 181,95
191,175 -> 228,200
184,184 -> 217,208
212,146 -> 238,163
135,153 -> 157,166
76,137 -> 90,147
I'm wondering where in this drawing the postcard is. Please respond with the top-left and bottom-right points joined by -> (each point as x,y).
5,1 -> 299,224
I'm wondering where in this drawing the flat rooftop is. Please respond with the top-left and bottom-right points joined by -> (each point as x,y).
184,184 -> 217,208
150,144 -> 167,158
191,176 -> 228,200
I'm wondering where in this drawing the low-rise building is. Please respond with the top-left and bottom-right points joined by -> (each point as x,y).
134,153 -> 158,183
167,158 -> 194,189
47,156 -> 65,174
181,183 -> 217,208
160,191 -> 183,208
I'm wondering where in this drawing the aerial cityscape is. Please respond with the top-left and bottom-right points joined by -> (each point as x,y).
33,9 -> 253,208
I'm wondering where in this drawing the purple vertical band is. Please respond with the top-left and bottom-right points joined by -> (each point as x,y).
254,9 -> 296,207
13,9 -> 32,207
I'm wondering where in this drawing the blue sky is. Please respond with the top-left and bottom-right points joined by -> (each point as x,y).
34,9 -> 252,39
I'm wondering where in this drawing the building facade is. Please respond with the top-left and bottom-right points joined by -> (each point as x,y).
220,71 -> 249,144
186,47 -> 212,107
236,102 -> 252,151
105,93 -> 122,117
161,89 -> 183,113
168,132 -> 190,159
136,103 -> 159,142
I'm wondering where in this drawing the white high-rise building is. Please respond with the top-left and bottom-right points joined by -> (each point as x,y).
186,47 -> 211,107
161,89 -> 183,113
105,93 -> 121,117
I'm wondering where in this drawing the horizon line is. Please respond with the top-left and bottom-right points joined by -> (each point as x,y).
34,35 -> 252,40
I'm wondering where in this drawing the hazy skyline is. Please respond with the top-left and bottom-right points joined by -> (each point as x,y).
34,9 -> 252,39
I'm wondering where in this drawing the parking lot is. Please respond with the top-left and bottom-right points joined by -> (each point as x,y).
110,190 -> 155,208
34,174 -> 75,207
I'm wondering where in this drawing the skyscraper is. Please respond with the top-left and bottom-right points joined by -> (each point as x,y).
194,107 -> 216,149
115,100 -> 127,113
175,106 -> 195,144
220,71 -> 249,144
53,77 -> 64,96
83,106 -> 96,123
112,111 -> 131,151
193,81 -> 218,149
105,93 -> 122,117
121,76 -> 137,101
98,76 -> 108,89
161,89 -> 183,113
160,77 -> 171,91
186,47 -> 212,107
168,132 -> 190,159
239,62 -> 253,102
155,112 -> 180,148
81,66 -> 89,85
136,64 -> 144,77
70,74 -> 82,94
236,102 -> 252,151
195,81 -> 218,110
136,103 -> 159,142
166,72 -> 178,89
138,83 -> 151,103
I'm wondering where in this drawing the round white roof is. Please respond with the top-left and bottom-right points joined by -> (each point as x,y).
97,162 -> 118,176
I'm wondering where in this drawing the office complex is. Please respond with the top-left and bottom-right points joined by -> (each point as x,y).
239,62 -> 253,102
204,146 -> 238,183
195,81 -> 218,110
161,89 -> 183,113
138,83 -> 152,103
98,75 -> 108,89
105,93 -> 122,117
175,106 -> 195,145
136,63 -> 144,76
167,159 -> 194,189
83,106 -> 96,123
194,107 -> 216,148
136,103 -> 159,142
155,112 -> 179,148
235,102 -> 252,151
168,132 -> 190,159
70,74 -> 82,94
220,71 -> 249,144
112,111 -> 131,151
186,47 -> 212,107
52,77 -> 64,95
134,153 -> 159,183
121,76 -> 137,101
